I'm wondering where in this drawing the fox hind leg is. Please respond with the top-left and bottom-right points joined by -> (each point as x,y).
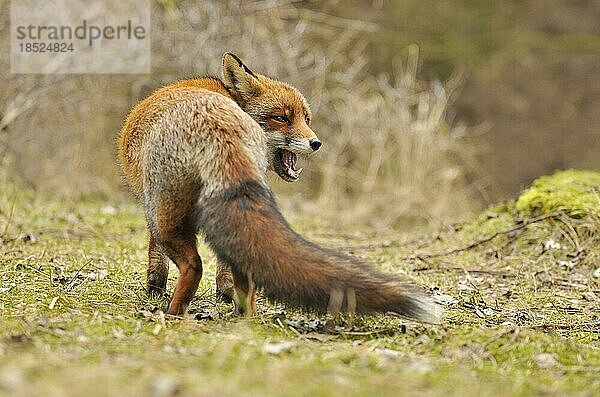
147,234 -> 169,296
153,216 -> 203,316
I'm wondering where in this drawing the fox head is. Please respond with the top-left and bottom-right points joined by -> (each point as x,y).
221,52 -> 321,182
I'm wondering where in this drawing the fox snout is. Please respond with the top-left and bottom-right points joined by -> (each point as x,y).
309,139 -> 321,151
297,126 -> 321,154
285,136 -> 320,156
295,135 -> 321,155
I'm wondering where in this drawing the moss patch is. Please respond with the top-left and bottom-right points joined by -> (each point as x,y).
516,169 -> 600,218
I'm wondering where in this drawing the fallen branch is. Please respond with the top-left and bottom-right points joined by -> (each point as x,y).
528,321 -> 600,331
414,266 -> 512,277
404,212 -> 560,260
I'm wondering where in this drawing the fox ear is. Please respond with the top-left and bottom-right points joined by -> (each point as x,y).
222,53 -> 262,105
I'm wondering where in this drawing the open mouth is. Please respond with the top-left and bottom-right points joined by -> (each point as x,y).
273,149 -> 303,182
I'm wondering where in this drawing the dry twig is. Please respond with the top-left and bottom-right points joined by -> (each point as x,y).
405,212 -> 560,260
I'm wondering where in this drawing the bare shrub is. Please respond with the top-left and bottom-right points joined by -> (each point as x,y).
300,45 -> 485,227
0,0 -> 484,226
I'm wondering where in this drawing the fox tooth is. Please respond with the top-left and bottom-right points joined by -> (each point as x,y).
296,167 -> 303,174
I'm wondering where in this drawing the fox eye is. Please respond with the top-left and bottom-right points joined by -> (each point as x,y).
271,115 -> 289,123
305,115 -> 311,125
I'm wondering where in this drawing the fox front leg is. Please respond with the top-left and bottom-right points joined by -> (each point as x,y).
215,260 -> 234,303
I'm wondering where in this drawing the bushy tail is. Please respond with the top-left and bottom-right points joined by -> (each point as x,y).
199,180 -> 441,322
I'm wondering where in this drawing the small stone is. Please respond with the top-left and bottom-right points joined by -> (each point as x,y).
263,341 -> 295,355
149,375 -> 179,397
0,368 -> 25,391
582,291 -> 597,301
375,348 -> 400,363
19,233 -> 38,243
535,353 -> 557,369
101,205 -> 118,215
558,260 -> 575,270
543,240 -> 561,250
432,291 -> 458,306
0,284 -> 15,293
405,358 -> 434,374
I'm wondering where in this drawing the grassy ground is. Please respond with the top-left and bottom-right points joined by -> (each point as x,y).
0,172 -> 599,397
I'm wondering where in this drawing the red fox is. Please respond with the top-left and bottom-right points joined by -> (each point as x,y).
118,53 -> 440,322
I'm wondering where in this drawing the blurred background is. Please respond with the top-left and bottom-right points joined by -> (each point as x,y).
1,0 -> 598,228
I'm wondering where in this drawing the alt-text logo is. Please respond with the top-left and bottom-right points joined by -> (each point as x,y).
11,0 -> 151,74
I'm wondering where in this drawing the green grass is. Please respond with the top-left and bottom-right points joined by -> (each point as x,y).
1,171 -> 599,397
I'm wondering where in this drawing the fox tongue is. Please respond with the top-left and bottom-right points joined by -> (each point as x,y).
282,150 -> 299,180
